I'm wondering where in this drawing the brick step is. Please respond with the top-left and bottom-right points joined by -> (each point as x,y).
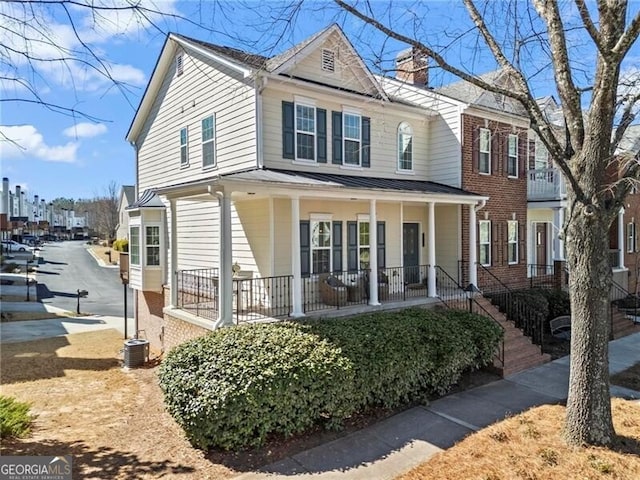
501,353 -> 552,377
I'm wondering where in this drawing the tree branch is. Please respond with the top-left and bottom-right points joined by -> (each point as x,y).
612,6 -> 640,57
574,0 -> 603,51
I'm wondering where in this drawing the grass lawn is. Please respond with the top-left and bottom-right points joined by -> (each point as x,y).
398,363 -> 640,480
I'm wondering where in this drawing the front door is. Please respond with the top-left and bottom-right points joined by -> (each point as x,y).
403,223 -> 420,283
535,223 -> 548,275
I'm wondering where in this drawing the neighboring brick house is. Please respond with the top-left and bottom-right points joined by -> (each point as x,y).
381,64 -> 531,289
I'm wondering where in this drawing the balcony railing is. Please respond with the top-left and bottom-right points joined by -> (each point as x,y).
527,168 -> 567,200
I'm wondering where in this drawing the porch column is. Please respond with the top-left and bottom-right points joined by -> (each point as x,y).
468,204 -> 478,287
169,198 -> 178,308
290,196 -> 304,317
618,207 -> 625,269
369,199 -> 380,306
553,207 -> 565,261
427,202 -> 437,297
215,190 -> 233,327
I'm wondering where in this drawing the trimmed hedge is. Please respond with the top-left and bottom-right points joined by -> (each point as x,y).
302,308 -> 502,408
159,308 -> 502,450
158,323 -> 355,450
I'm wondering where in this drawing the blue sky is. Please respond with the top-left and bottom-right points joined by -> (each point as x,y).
1,1 -> 638,203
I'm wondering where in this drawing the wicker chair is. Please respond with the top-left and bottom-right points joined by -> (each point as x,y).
319,274 -> 348,306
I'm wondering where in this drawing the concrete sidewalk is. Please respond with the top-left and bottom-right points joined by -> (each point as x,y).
235,333 -> 640,480
0,314 -> 136,343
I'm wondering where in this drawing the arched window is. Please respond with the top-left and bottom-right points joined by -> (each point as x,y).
397,122 -> 413,171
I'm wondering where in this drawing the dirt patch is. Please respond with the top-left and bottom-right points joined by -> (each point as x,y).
0,329 -> 501,477
1,330 -> 234,479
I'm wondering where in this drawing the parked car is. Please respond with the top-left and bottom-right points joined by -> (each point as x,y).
1,240 -> 34,252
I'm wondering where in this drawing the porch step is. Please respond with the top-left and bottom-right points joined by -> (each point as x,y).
611,308 -> 640,339
473,295 -> 551,377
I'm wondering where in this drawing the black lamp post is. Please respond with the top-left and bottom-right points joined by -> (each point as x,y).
25,259 -> 34,301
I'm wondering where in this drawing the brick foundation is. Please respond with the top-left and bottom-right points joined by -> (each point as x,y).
135,287 -> 212,354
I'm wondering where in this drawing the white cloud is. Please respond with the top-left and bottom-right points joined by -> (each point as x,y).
0,0 -> 163,93
1,125 -> 78,163
63,123 -> 108,139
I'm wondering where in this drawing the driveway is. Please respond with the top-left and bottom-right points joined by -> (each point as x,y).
35,240 -> 133,317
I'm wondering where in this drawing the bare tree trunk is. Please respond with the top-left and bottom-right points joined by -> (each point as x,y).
564,178 -> 616,446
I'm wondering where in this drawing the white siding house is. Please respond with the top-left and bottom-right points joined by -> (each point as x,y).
126,24 -> 488,349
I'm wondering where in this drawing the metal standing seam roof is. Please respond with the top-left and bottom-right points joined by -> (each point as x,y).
222,168 -> 482,198
126,189 -> 165,209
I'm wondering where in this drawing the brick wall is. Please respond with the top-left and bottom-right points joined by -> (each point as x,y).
135,287 -> 211,353
460,114 -> 529,289
623,191 -> 640,293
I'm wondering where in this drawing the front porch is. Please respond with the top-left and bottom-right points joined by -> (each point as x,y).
174,264 -> 461,324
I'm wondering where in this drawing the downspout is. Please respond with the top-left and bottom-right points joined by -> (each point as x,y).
129,140 -> 140,337
255,75 -> 267,169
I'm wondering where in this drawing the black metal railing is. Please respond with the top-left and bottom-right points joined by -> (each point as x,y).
302,265 -> 432,313
528,264 -> 556,289
477,263 -> 545,351
176,268 -> 219,321
177,268 -> 292,323
234,275 -> 293,324
435,266 -> 505,368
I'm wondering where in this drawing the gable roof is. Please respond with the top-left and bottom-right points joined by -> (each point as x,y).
120,185 -> 135,206
127,25 -> 388,142
435,69 -> 527,116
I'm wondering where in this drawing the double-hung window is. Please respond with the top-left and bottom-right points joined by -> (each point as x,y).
296,103 -> 316,161
479,220 -> 491,266
146,226 -> 160,266
479,128 -> 491,174
343,113 -> 361,166
311,220 -> 331,274
130,226 -> 140,265
180,127 -> 188,166
202,115 -> 216,168
507,221 -> 518,264
507,134 -> 518,177
398,122 -> 413,171
627,222 -> 636,253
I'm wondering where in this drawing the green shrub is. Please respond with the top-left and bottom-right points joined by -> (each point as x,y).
303,308 -> 502,407
534,288 -> 570,321
112,239 -> 129,252
0,395 -> 33,439
440,309 -> 504,369
159,308 -> 503,451
158,323 -> 355,450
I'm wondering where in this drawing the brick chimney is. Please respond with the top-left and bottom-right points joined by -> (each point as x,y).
395,48 -> 428,86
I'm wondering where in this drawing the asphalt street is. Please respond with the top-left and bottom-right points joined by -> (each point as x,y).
35,240 -> 134,318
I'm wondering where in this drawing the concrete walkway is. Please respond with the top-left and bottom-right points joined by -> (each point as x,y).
235,333 -> 640,480
0,313 -> 135,343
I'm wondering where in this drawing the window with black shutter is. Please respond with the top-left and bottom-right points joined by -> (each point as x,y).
300,220 -> 310,277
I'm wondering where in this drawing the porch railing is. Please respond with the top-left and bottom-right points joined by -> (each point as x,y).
527,168 -> 567,200
477,264 -> 545,351
177,268 -> 219,321
176,268 -> 292,323
302,265 -> 431,314
435,266 -> 505,368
